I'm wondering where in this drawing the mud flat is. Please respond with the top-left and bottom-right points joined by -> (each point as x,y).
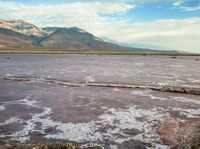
0,54 -> 200,149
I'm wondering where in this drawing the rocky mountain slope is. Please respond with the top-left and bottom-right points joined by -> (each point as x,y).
0,19 -> 48,37
0,19 -> 154,52
0,28 -> 39,50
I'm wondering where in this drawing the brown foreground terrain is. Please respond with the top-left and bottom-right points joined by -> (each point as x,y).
0,142 -> 104,149
0,123 -> 199,149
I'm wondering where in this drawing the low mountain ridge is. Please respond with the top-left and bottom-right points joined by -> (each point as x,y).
40,27 -> 133,51
0,19 -> 167,53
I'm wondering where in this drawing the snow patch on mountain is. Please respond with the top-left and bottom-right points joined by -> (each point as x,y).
0,19 -> 48,37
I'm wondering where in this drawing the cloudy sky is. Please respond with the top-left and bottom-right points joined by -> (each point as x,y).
0,0 -> 200,53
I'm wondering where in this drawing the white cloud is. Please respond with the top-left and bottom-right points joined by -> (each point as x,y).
0,1 -> 200,53
0,2 -> 134,27
180,5 -> 200,11
98,0 -> 175,4
101,18 -> 200,53
0,2 -> 134,19
172,0 -> 184,6
171,0 -> 200,12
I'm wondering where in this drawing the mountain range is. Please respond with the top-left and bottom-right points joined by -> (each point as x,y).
0,19 -> 176,53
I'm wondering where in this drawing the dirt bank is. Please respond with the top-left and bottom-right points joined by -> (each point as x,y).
157,118 -> 200,149
0,142 -> 104,149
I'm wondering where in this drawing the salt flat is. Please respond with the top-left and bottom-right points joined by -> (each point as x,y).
0,54 -> 199,149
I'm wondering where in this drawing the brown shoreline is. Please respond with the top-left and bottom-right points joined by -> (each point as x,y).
0,50 -> 200,56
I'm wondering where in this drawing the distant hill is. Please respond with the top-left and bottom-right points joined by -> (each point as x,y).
0,19 -> 178,53
40,27 -> 140,51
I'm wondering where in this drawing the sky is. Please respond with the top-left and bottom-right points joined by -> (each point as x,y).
0,0 -> 200,53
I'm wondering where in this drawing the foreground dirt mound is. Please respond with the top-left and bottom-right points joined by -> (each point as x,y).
0,142 -> 104,149
184,124 -> 200,149
157,118 -> 200,149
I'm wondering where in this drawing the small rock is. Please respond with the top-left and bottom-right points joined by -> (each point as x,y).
122,128 -> 140,136
29,131 -> 44,140
44,127 -> 57,133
